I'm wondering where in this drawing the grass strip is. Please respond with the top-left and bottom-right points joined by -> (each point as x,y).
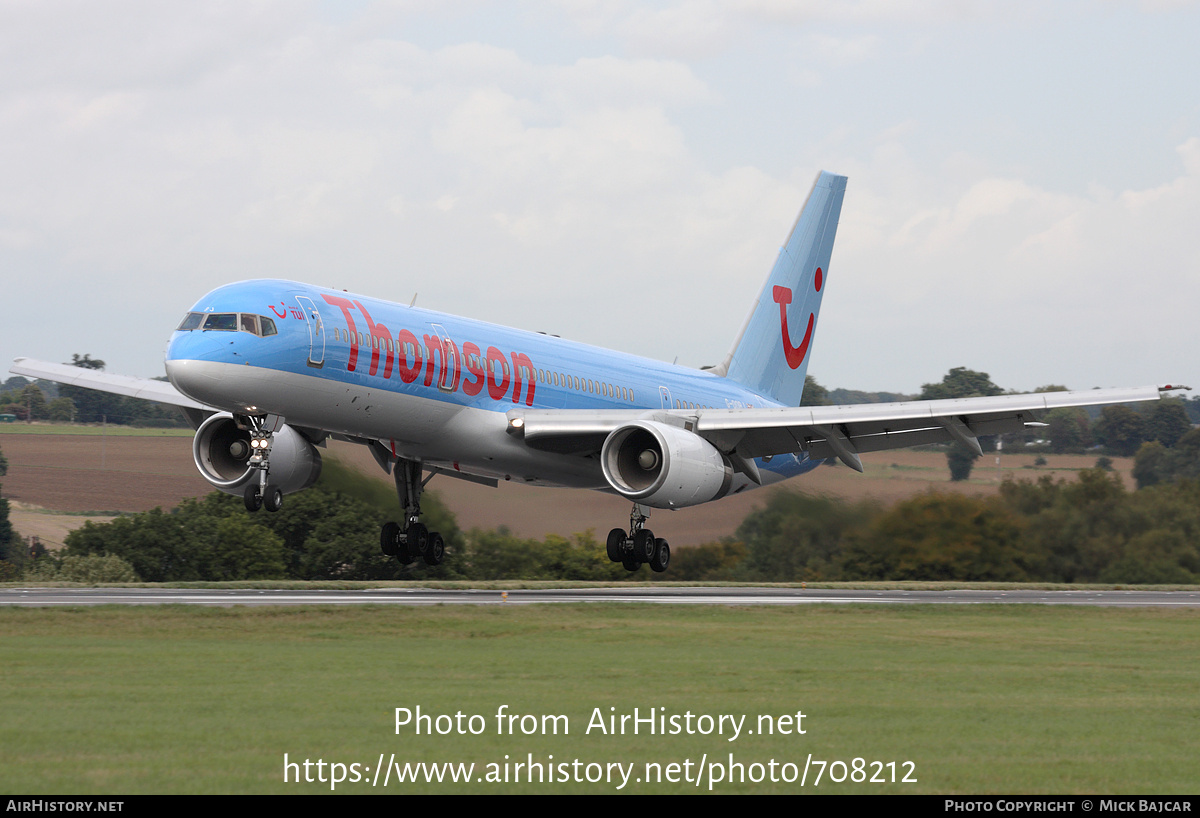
2,604 -> 1196,794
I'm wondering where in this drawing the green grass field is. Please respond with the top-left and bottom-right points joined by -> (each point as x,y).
2,603 -> 1196,794
0,423 -> 192,436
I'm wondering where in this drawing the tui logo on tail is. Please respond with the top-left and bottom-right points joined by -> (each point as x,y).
772,267 -> 823,370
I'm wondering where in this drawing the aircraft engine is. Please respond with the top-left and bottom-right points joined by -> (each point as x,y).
600,420 -> 733,509
192,413 -> 322,496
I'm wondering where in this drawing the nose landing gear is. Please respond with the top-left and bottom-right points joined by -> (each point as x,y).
241,421 -> 283,513
606,504 -> 670,573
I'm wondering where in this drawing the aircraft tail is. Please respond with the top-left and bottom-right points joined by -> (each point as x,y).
714,170 -> 846,406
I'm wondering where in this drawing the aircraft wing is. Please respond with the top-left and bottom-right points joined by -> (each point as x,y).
9,357 -> 214,412
511,384 -> 1186,472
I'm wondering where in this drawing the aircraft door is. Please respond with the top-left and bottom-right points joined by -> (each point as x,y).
295,296 -> 326,368
659,386 -> 673,410
430,323 -> 461,393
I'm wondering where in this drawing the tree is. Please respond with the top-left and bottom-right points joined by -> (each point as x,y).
60,355 -> 117,423
664,538 -> 747,581
1132,441 -> 1170,489
734,491 -> 878,581
46,397 -> 75,422
208,516 -> 287,580
19,384 -> 47,420
1182,395 -> 1200,425
946,444 -> 979,481
0,443 -> 20,572
919,367 -> 1003,479
919,367 -> 1003,401
1043,407 -> 1091,454
1132,429 -> 1200,489
843,492 -> 1030,581
1,375 -> 30,394
1145,399 -> 1192,448
24,553 -> 140,583
70,354 -> 105,370
1092,405 -> 1147,457
0,499 -> 19,579
800,375 -> 830,406
55,353 -> 183,426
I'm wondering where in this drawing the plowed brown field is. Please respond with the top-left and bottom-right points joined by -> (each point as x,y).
1,431 -> 1133,550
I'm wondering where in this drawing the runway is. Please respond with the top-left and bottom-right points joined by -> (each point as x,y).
3,587 -> 1200,607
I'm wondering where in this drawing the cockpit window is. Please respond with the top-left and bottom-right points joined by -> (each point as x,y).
178,312 -> 204,331
202,313 -> 238,331
176,312 -> 280,337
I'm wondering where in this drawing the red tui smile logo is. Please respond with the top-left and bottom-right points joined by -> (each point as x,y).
772,267 -> 822,370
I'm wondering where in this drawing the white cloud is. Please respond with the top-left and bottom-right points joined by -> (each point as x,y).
2,1 -> 1197,398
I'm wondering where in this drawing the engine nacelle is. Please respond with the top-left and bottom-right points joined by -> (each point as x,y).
192,413 -> 322,496
600,420 -> 733,509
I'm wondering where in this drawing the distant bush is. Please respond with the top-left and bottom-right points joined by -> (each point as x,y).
25,553 -> 140,583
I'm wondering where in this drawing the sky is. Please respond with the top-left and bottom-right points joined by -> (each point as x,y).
2,0 -> 1198,396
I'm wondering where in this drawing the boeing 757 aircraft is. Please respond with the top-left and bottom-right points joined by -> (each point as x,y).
11,172 -> 1185,574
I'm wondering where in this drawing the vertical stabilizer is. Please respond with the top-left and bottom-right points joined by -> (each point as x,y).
717,171 -> 845,406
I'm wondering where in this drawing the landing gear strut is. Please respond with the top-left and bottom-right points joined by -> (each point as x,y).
606,504 -> 670,573
241,417 -> 283,514
380,458 -> 446,566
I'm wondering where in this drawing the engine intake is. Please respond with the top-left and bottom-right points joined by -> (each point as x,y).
600,420 -> 732,509
192,413 -> 322,496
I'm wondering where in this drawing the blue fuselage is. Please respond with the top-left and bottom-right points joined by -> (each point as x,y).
165,280 -> 821,489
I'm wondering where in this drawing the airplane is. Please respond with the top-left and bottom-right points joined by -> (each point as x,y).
10,171 -> 1186,574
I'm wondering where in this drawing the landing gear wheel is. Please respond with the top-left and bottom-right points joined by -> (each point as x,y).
263,485 -> 283,513
622,558 -> 640,572
406,522 -> 429,556
243,484 -> 262,512
381,522 -> 400,556
424,532 -> 445,566
633,529 -> 656,563
650,538 -> 670,573
606,528 -> 626,563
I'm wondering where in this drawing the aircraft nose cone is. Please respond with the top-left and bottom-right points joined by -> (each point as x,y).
165,358 -> 215,405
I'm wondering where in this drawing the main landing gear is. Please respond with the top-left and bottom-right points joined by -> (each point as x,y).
241,419 -> 283,513
606,504 -> 670,573
379,459 -> 446,566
